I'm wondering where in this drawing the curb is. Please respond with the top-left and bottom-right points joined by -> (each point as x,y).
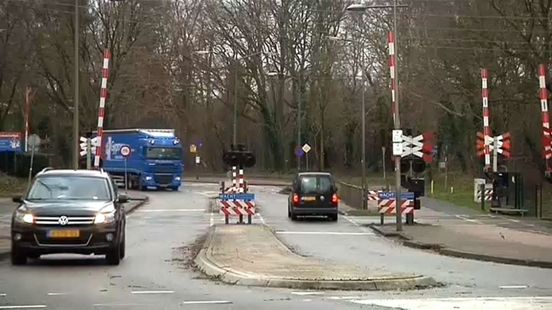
194,226 -> 438,291
366,224 -> 552,269
126,196 -> 149,215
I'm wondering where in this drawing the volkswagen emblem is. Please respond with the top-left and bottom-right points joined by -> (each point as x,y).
58,216 -> 69,226
320,196 -> 325,201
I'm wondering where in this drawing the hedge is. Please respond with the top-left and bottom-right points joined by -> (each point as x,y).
0,152 -> 50,178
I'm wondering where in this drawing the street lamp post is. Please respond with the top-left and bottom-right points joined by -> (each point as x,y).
73,0 -> 80,169
347,1 -> 407,230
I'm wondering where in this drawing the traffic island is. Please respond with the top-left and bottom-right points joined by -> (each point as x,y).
194,225 -> 438,290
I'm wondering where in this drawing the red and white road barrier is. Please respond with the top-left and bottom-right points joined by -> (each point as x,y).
219,200 -> 256,216
378,199 -> 413,214
367,190 -> 380,201
94,50 -> 111,169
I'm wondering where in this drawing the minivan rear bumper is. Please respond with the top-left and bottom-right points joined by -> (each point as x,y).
291,206 -> 338,216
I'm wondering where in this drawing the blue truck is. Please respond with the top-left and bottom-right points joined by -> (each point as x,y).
93,129 -> 183,191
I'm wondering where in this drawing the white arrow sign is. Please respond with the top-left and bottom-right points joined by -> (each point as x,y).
79,136 -> 88,143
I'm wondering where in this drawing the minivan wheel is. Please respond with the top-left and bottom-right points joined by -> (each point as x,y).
11,243 -> 27,265
287,208 -> 291,218
290,212 -> 298,221
330,214 -> 338,222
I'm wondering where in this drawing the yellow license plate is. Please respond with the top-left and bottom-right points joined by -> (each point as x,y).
48,230 -> 80,238
302,196 -> 316,201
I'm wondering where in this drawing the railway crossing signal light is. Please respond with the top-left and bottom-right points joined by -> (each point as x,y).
222,149 -> 256,168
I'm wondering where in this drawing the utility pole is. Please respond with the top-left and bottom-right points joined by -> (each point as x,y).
233,56 -> 238,146
361,41 -> 367,210
73,0 -> 80,169
392,0 -> 403,231
297,78 -> 302,172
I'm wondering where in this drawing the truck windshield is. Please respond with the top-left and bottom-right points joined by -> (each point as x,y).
146,147 -> 181,160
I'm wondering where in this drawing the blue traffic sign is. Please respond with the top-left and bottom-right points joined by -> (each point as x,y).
294,146 -> 304,157
196,139 -> 202,147
219,193 -> 255,201
378,191 -> 415,200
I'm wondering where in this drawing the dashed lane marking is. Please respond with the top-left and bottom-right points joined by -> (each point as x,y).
93,303 -> 146,308
0,306 -> 47,309
181,301 -> 233,305
131,290 -> 174,294
455,215 -> 484,224
291,292 -> 325,296
210,212 -> 214,227
275,231 -> 374,236
134,209 -> 204,213
499,285 -> 529,289
349,296 -> 552,309
0,294 -> 5,297
47,292 -> 72,296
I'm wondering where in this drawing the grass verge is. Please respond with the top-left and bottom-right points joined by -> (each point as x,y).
428,172 -> 484,212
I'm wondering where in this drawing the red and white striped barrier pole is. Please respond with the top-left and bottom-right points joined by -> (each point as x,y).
539,64 -> 551,171
388,32 -> 397,126
481,69 -> 491,171
231,166 -> 237,191
238,168 -> 244,193
94,50 -> 111,169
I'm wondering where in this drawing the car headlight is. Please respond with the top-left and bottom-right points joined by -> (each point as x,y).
175,176 -> 181,181
94,205 -> 116,224
14,212 -> 34,224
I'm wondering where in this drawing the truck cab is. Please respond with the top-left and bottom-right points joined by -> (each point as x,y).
93,129 -> 183,191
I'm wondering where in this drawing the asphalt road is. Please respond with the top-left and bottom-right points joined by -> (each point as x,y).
0,184 -> 398,310
2,183 -> 552,309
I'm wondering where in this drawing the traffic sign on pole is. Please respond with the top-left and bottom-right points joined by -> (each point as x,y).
120,145 -> 132,157
302,143 -> 311,153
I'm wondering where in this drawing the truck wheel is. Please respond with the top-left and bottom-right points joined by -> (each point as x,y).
171,186 -> 179,191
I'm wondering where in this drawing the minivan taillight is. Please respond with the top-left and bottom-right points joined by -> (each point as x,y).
331,193 -> 338,204
293,194 -> 300,204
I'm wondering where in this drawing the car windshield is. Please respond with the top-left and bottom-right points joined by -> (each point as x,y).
299,175 -> 333,194
145,147 -> 181,160
26,176 -> 111,201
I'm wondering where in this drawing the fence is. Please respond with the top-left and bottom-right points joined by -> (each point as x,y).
337,181 -> 364,209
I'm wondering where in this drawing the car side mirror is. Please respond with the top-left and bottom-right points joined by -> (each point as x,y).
12,196 -> 22,203
117,194 -> 130,203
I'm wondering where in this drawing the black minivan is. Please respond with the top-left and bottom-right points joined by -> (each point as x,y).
287,172 -> 338,221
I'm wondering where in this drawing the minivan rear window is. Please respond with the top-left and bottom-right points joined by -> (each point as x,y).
299,175 -> 333,194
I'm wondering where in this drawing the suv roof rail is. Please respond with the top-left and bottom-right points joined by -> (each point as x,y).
39,167 -> 54,174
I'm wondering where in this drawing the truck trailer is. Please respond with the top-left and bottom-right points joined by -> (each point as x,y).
92,129 -> 183,191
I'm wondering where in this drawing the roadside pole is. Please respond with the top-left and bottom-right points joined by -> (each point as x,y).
86,138 -> 92,170
120,145 -> 131,194
493,136 -> 498,172
27,135 -> 41,191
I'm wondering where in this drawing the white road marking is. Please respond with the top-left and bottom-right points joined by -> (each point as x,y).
455,215 -> 483,224
134,209 -> 203,212
93,304 -> 144,307
343,214 -> 373,233
0,293 -> 5,297
181,301 -> 233,305
256,213 -> 267,225
47,292 -> 72,296
291,292 -> 325,296
350,297 -> 552,309
500,285 -> 529,289
302,299 -> 312,302
329,296 -> 364,300
210,212 -> 214,226
131,290 -> 174,294
275,231 -> 373,236
0,306 -> 47,309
